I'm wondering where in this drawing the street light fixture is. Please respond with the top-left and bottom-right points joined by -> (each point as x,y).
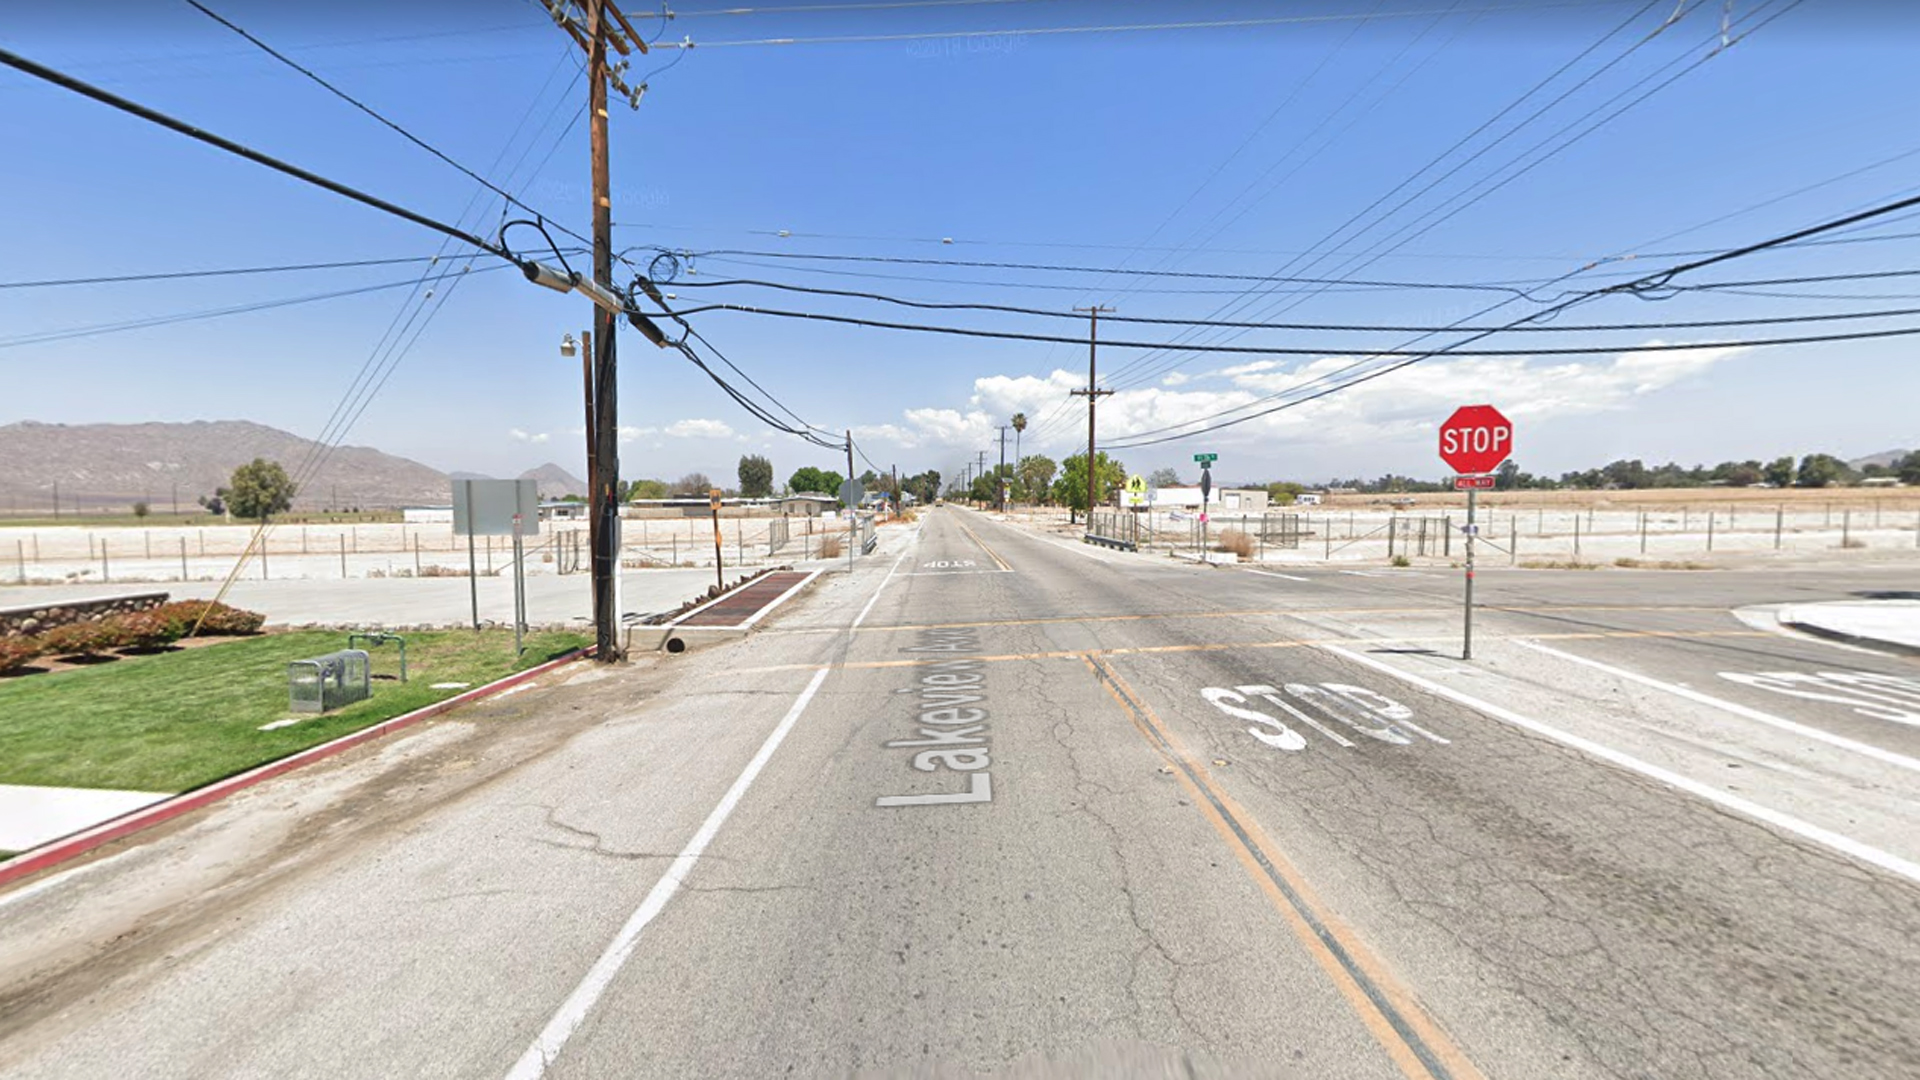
559,332 -> 577,358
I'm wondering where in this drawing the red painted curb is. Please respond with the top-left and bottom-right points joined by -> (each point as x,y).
0,645 -> 595,892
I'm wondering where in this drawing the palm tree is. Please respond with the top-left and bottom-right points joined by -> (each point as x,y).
1010,413 -> 1027,502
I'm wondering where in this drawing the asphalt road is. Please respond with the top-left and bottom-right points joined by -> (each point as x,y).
3,507 -> 1919,1078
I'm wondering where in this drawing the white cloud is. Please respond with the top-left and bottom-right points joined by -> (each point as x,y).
1094,344 -> 1749,451
508,428 -> 550,444
1161,372 -> 1192,387
868,342 -> 1749,474
616,425 -> 658,443
664,418 -> 735,439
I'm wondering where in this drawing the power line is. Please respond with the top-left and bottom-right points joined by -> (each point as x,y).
669,275 -> 1920,333
0,254 -> 453,290
1106,187 -> 1920,448
0,270 -> 509,349
675,272 -> 1920,328
655,299 -> 1920,358
673,247 -> 1562,293
1101,0 -> 1760,393
183,0 -> 588,251
0,46 -> 514,262
656,1 -> 1609,47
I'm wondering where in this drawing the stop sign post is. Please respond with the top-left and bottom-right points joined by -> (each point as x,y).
1437,404 -> 1513,662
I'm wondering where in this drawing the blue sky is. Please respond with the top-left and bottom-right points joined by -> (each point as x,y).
3,0 -> 1917,492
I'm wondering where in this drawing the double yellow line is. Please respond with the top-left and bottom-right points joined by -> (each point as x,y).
953,517 -> 1013,572
1085,653 -> 1485,1080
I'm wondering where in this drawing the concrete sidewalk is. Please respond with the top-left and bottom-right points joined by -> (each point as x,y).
1781,599 -> 1920,654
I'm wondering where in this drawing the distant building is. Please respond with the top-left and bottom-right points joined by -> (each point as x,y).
402,506 -> 454,524
1295,492 -> 1324,507
773,494 -> 841,517
1148,486 -> 1269,512
1860,477 -> 1904,488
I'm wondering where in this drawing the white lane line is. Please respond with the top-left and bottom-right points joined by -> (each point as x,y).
504,666 -> 833,1079
1313,643 -> 1920,888
1514,640 -> 1920,776
852,550 -> 912,630
1245,569 -> 1311,582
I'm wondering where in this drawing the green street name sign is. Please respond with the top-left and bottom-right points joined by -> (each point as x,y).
1193,453 -> 1218,464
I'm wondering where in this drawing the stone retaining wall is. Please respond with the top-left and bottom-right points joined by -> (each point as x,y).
0,592 -> 169,637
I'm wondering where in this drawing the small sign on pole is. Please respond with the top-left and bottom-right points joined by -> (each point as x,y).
1453,474 -> 1496,491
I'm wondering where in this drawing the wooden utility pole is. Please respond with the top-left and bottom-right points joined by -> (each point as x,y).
588,0 -> 622,661
544,0 -> 647,659
1070,305 -> 1115,525
997,425 -> 1009,512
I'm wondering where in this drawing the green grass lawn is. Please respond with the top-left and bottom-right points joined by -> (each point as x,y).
0,629 -> 589,793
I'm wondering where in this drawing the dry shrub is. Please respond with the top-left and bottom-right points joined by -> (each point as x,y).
1213,529 -> 1253,557
150,600 -> 266,637
818,535 -> 844,559
113,609 -> 187,650
38,620 -> 133,657
0,636 -> 44,673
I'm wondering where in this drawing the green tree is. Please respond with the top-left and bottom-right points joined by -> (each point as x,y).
1052,452 -> 1126,520
1795,453 -> 1849,488
131,500 -> 150,518
1763,456 -> 1796,488
788,466 -> 844,497
1148,467 -> 1181,488
1015,454 -> 1056,503
223,458 -> 296,523
1895,451 -> 1920,486
737,454 -> 774,498
1265,481 -> 1304,505
1010,412 -> 1028,477
627,478 -> 670,500
674,472 -> 713,496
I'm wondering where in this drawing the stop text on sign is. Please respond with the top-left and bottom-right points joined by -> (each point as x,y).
1440,426 -> 1508,456
1438,403 -> 1514,475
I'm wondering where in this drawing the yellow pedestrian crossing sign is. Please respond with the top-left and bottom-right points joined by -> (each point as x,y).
1124,474 -> 1148,507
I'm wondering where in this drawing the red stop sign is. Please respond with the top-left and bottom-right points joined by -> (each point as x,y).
1438,404 -> 1513,475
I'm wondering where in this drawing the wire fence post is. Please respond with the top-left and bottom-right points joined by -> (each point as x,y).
15,539 -> 24,584
1573,514 -> 1581,558
1509,517 -> 1517,565
179,537 -> 188,581
101,539 -> 109,583
1843,508 -> 1852,548
1706,511 -> 1715,553
1775,506 -> 1784,550
415,535 -> 422,575
340,534 -> 347,577
261,536 -> 268,579
1639,511 -> 1648,554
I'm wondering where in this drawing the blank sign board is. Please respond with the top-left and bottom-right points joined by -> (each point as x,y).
453,478 -> 541,537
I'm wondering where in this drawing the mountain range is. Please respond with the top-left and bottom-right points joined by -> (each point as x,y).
0,420 -> 582,513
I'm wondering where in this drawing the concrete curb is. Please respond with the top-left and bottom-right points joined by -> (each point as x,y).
0,645 -> 594,891
1778,615 -> 1920,659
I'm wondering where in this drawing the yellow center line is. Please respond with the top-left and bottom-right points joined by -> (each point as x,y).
1084,653 -> 1486,1080
953,517 -> 1013,572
